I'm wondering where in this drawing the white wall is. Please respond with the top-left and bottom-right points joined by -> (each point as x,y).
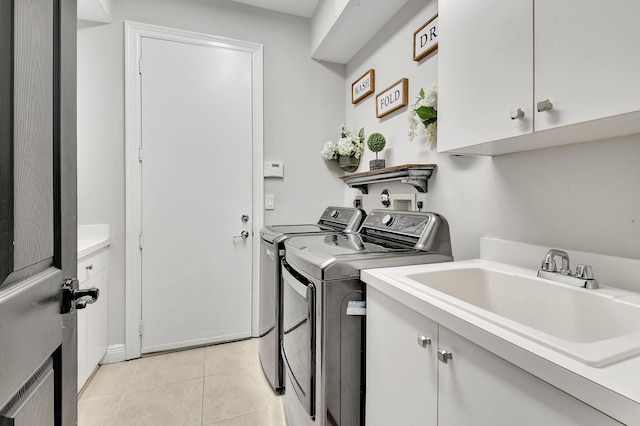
77,0 -> 346,348
345,0 -> 640,273
80,0 -> 640,350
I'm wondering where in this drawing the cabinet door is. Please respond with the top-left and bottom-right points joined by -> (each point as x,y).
438,0 -> 533,152
437,326 -> 622,425
366,287 -> 438,426
86,267 -> 108,376
534,0 -> 640,131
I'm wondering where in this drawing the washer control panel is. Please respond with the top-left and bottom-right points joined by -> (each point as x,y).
363,210 -> 431,237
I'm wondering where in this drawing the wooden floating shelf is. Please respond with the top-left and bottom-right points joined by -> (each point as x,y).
339,164 -> 437,194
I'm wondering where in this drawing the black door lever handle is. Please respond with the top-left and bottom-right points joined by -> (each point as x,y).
74,288 -> 100,309
61,279 -> 100,313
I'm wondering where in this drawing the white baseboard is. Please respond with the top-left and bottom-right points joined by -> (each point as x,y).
141,331 -> 251,355
100,344 -> 126,364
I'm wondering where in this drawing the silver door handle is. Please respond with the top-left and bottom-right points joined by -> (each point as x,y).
241,214 -> 249,222
234,230 -> 249,239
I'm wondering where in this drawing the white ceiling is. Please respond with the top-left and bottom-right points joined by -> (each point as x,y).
228,0 -> 320,18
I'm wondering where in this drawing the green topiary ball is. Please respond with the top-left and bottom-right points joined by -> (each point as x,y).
367,133 -> 386,153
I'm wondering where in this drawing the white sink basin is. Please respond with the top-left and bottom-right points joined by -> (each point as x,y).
393,261 -> 640,367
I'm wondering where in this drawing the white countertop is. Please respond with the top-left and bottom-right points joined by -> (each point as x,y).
78,238 -> 111,259
78,224 -> 111,259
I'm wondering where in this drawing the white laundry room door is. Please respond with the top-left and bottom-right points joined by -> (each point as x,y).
139,36 -> 253,353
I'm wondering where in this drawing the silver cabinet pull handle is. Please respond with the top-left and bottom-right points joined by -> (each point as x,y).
537,99 -> 553,112
438,349 -> 453,364
233,230 -> 249,239
510,107 -> 524,120
417,334 -> 431,348
86,264 -> 93,270
241,214 -> 249,222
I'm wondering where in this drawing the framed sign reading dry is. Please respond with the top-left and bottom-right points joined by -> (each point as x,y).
413,13 -> 438,61
352,69 -> 375,104
376,78 -> 408,118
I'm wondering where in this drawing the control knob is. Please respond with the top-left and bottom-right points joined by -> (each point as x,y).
382,214 -> 394,226
330,209 -> 339,218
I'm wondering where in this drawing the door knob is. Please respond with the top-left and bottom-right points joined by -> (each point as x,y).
61,278 -> 100,314
234,230 -> 250,239
241,214 -> 249,222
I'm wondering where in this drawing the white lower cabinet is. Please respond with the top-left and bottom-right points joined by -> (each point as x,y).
366,287 -> 438,425
77,248 -> 109,391
366,287 -> 622,426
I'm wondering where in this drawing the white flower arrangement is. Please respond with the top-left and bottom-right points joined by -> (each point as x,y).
321,124 -> 365,161
408,82 -> 438,144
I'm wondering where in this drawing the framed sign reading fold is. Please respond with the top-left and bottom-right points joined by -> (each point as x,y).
413,13 -> 438,61
352,69 -> 375,104
376,78 -> 408,118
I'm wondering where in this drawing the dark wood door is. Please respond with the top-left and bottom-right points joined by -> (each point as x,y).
0,0 -> 77,425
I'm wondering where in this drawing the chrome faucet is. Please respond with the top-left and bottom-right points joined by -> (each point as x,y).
537,249 -> 599,289
540,249 -> 571,275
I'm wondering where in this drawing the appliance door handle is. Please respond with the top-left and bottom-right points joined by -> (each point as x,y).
280,259 -> 316,419
282,260 -> 312,298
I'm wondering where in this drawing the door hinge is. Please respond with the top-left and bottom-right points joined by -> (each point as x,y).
138,58 -> 142,74
139,233 -> 144,249
138,146 -> 144,163
138,320 -> 144,335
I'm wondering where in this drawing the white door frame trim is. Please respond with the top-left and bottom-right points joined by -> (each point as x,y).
124,21 -> 264,360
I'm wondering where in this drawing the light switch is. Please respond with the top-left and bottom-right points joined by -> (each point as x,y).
265,194 -> 275,210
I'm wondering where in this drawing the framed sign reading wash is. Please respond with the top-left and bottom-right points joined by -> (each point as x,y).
352,69 -> 375,104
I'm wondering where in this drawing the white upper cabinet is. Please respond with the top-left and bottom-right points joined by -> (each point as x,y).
438,0 -> 534,152
438,0 -> 640,155
534,0 -> 640,132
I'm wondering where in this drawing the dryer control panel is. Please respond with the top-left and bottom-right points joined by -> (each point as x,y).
317,206 -> 366,232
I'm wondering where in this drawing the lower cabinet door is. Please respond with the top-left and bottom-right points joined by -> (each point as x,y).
86,267 -> 108,376
366,287 -> 438,426
437,326 -> 622,426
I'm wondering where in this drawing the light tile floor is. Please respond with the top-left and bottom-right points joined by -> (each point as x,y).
78,339 -> 286,426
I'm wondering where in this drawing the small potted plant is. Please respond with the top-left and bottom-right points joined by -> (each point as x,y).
367,132 -> 386,170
